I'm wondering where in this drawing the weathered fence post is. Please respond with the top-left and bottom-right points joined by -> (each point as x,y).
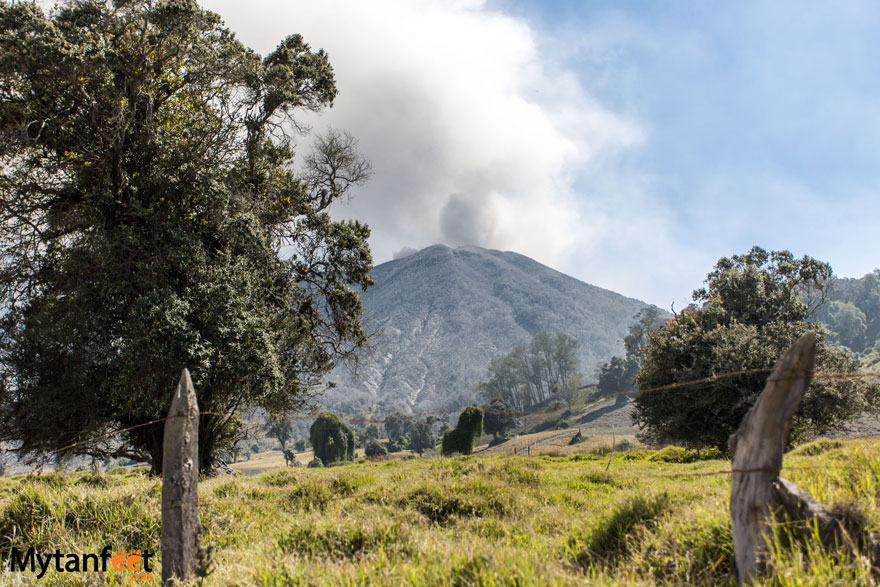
728,332 -> 815,584
162,368 -> 200,584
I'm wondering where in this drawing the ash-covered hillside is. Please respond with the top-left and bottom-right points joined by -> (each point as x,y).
322,244 -> 661,416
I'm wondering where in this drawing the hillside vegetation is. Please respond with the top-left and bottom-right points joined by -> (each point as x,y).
2,439 -> 880,585
323,244 -> 660,415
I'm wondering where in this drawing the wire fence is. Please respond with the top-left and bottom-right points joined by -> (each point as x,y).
3,366 -> 880,481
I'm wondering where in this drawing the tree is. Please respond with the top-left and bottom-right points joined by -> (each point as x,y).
407,420 -> 435,455
384,412 -> 411,445
481,398 -> 516,440
309,411 -> 355,464
596,308 -> 665,403
220,414 -> 252,464
364,439 -> 387,458
633,247 -> 878,449
441,406 -> 483,456
556,373 -> 585,411
478,332 -> 582,409
266,418 -> 294,452
815,270 -> 880,354
0,1 -> 373,475
823,301 -> 868,352
362,423 -> 380,448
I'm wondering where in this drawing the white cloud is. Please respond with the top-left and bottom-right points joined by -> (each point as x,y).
201,0 -> 643,272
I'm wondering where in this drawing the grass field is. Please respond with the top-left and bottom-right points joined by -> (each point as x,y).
1,438 -> 879,585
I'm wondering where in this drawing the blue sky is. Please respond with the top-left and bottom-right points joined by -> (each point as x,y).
501,0 -> 880,299
203,0 -> 880,309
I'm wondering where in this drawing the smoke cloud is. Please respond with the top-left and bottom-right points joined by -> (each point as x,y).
201,0 -> 642,272
392,247 -> 418,260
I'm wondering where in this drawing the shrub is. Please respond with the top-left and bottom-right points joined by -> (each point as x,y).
615,439 -> 636,452
308,457 -> 324,468
441,406 -> 483,456
365,439 -> 387,458
386,439 -> 405,454
649,446 -> 726,463
309,411 -> 356,464
408,420 -> 436,455
790,439 -> 844,457
481,398 -> 516,440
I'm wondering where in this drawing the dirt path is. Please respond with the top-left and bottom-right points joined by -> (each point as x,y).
512,429 -> 578,455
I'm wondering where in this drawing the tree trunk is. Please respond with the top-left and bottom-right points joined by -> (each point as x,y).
199,418 -> 216,475
146,423 -> 165,477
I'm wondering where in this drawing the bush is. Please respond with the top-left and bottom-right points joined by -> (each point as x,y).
615,439 -> 636,452
365,440 -> 387,458
481,398 -> 516,440
442,406 -> 483,456
307,457 -> 323,468
310,411 -> 356,465
407,420 -> 435,455
386,439 -> 405,454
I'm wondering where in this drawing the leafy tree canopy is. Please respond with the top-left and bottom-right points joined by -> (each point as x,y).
384,412 -> 411,444
441,406 -> 483,456
478,332 -> 581,410
596,307 -> 665,401
481,398 -> 516,440
634,247 -> 878,449
266,418 -> 294,452
0,0 -> 372,474
407,420 -> 435,455
817,270 -> 880,356
309,411 -> 355,464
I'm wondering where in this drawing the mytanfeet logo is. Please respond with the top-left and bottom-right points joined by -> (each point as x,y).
3,546 -> 154,581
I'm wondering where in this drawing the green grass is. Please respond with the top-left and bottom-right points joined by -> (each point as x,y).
1,438 -> 880,584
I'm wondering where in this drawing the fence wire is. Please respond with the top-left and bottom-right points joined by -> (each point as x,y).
3,367 -> 880,481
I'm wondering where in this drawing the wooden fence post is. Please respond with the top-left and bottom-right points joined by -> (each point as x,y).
161,368 -> 200,584
728,332 -> 815,584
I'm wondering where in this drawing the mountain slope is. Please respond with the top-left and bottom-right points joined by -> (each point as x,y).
322,244 -> 661,416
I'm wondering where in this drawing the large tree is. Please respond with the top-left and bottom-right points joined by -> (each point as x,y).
633,248 -> 878,449
0,0 -> 373,474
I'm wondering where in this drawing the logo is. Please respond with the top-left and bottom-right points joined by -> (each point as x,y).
109,549 -> 153,581
4,546 -> 154,581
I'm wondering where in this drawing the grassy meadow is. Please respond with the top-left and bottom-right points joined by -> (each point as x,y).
1,438 -> 880,585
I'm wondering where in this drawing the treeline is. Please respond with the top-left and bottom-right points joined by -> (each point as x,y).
478,332 -> 583,410
594,307 -> 666,401
819,271 -> 880,361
